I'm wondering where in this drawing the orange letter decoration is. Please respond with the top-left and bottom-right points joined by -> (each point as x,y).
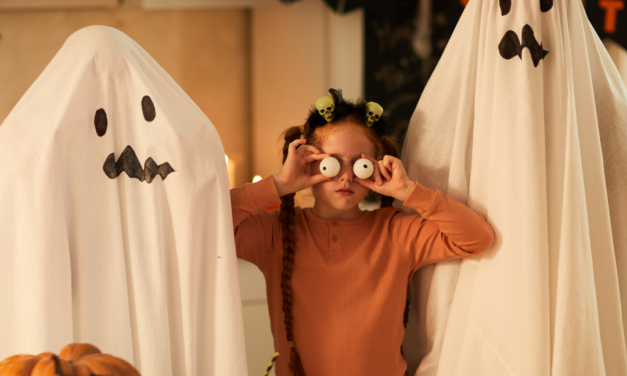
599,0 -> 625,33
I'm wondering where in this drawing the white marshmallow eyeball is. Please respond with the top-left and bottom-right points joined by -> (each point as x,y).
320,156 -> 340,177
353,158 -> 374,179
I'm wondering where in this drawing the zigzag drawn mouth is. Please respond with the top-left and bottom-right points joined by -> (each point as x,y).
498,24 -> 549,67
103,145 -> 175,183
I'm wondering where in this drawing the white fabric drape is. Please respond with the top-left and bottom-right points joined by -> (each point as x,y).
400,0 -> 627,375
0,26 -> 248,376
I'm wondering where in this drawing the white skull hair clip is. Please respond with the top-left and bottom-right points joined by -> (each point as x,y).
316,96 -> 336,122
319,156 -> 374,179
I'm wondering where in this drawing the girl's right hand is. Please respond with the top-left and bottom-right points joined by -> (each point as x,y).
272,139 -> 332,197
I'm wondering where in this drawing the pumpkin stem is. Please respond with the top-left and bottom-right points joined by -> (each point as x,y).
52,355 -> 65,376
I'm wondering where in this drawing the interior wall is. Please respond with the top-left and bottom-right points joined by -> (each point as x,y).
251,0 -> 326,186
327,7 -> 364,101
0,7 -> 251,187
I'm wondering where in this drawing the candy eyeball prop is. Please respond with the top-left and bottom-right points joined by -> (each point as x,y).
315,96 -> 336,122
353,158 -> 374,179
320,156 -> 340,177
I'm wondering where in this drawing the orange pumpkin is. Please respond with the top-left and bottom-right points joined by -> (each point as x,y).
0,343 -> 140,376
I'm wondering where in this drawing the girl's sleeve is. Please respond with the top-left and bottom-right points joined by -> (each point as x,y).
230,175 -> 282,268
390,181 -> 495,276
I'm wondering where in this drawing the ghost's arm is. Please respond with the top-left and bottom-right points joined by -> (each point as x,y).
230,176 -> 282,268
390,182 -> 495,276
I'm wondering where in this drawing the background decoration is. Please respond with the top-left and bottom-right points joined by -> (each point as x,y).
586,0 -> 627,49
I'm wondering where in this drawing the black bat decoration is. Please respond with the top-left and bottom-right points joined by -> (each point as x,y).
103,145 -> 175,183
498,24 -> 549,67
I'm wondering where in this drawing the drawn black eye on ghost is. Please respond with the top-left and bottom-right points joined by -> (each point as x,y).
94,95 -> 175,183
498,0 -> 553,68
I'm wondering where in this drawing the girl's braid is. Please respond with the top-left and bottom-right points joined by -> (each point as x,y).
280,125 -> 306,376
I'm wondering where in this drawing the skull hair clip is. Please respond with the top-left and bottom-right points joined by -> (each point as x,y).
365,102 -> 383,127
316,96 -> 335,122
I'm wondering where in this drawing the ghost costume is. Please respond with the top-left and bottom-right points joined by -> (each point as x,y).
400,0 -> 627,375
0,26 -> 247,376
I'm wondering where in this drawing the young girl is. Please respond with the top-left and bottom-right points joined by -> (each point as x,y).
231,89 -> 494,376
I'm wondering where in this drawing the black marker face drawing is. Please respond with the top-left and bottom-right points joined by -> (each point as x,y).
498,0 -> 553,67
499,25 -> 549,67
95,95 -> 175,183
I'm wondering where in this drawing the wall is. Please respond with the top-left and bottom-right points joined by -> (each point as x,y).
0,6 -> 252,187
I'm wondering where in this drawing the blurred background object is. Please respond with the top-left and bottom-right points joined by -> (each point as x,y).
1,0 -> 626,375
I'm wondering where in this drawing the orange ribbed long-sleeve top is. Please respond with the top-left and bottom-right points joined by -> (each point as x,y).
231,176 -> 494,376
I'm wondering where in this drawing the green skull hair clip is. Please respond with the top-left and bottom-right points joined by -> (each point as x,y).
315,95 -> 335,122
365,102 -> 383,127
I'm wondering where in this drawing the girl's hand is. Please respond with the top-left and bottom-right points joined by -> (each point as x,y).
354,154 -> 416,202
272,139 -> 332,197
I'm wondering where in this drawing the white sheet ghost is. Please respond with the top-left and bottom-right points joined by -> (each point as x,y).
400,0 -> 627,375
0,26 -> 248,376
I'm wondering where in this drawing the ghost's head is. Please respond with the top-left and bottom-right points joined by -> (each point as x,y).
43,26 -> 205,187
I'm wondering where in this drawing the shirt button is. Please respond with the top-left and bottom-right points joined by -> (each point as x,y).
332,235 -> 338,241
332,220 -> 338,226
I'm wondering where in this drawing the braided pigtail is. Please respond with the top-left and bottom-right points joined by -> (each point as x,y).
279,125 -> 307,376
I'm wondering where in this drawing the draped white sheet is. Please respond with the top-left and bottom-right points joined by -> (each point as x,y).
0,26 -> 248,376
400,0 -> 627,375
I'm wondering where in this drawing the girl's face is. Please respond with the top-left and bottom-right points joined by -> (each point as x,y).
309,124 -> 377,212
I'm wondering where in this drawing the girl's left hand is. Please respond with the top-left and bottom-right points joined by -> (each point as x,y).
354,154 -> 416,202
